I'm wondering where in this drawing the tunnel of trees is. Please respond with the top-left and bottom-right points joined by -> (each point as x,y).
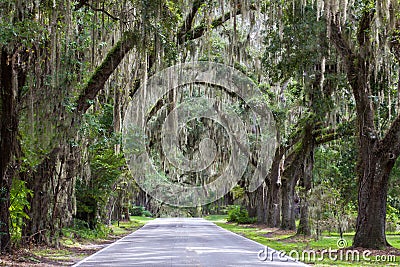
1,0 -> 400,252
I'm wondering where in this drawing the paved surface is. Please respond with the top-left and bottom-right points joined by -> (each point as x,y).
73,218 -> 307,267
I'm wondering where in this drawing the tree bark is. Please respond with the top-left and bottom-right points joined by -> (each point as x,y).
23,148 -> 59,244
353,156 -> 392,249
265,148 -> 283,227
0,48 -> 15,251
329,14 -> 398,248
247,184 -> 267,222
0,47 -> 26,251
297,146 -> 313,236
75,31 -> 139,116
280,174 -> 297,230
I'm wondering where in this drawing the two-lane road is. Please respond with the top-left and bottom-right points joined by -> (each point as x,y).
73,218 -> 307,267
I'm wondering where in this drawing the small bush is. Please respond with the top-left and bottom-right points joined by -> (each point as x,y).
142,210 -> 153,217
227,205 -> 256,224
386,204 -> 400,232
130,206 -> 145,216
129,205 -> 153,217
63,219 -> 111,239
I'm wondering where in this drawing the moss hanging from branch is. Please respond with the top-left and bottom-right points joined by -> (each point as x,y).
75,31 -> 139,116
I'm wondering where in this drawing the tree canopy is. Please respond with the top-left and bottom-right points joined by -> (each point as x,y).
1,0 -> 400,253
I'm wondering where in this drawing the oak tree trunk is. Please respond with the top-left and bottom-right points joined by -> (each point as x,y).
247,184 -> 267,222
329,17 -> 396,249
353,149 -> 393,248
0,48 -> 14,251
23,148 -> 58,244
265,149 -> 283,227
297,121 -> 314,236
0,47 -> 25,251
280,175 -> 297,230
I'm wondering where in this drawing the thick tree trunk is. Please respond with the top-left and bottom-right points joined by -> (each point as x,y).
266,154 -> 282,227
0,48 -> 13,251
0,48 -> 24,251
297,123 -> 314,236
23,145 -> 78,245
297,199 -> 311,235
329,15 -> 396,250
247,184 -> 267,222
353,154 -> 393,249
280,135 -> 308,231
280,175 -> 297,230
23,148 -> 58,244
349,56 -> 392,249
251,141 -> 286,227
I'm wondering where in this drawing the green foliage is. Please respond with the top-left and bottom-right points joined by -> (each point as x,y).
387,204 -> 399,223
230,185 -> 245,200
142,210 -> 153,217
129,206 -> 144,216
75,147 -> 125,227
308,183 -> 357,239
76,104 -> 125,227
9,179 -> 32,242
0,17 -> 47,47
129,205 -> 153,217
386,197 -> 400,232
62,219 -> 111,240
227,205 -> 256,224
313,137 -> 358,205
263,3 -> 326,84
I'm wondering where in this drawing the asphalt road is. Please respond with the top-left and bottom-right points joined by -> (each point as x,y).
73,218 -> 308,267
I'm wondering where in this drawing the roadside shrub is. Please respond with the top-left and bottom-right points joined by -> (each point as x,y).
10,179 -> 32,244
227,205 -> 256,224
129,205 -> 152,217
386,203 -> 400,232
130,206 -> 144,216
142,210 -> 153,217
63,219 -> 111,239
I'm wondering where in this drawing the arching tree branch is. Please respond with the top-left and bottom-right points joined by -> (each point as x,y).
75,31 -> 138,116
178,4 -> 255,45
75,0 -> 120,21
378,113 -> 400,157
177,0 -> 206,41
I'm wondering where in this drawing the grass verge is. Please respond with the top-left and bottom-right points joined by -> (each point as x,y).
205,215 -> 400,266
0,216 -> 153,267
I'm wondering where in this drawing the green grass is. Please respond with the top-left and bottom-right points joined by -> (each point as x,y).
60,215 -> 154,246
31,216 -> 155,264
130,215 -> 155,223
110,216 -> 154,235
206,216 -> 400,266
204,214 -> 228,223
32,248 -> 81,261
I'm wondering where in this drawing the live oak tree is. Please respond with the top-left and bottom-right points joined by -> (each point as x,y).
0,0 -> 172,249
268,0 -> 400,248
264,0 -> 400,249
0,0 -> 258,250
2,0 -> 399,253
261,0 -> 354,233
0,0 -> 35,250
322,0 -> 400,249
